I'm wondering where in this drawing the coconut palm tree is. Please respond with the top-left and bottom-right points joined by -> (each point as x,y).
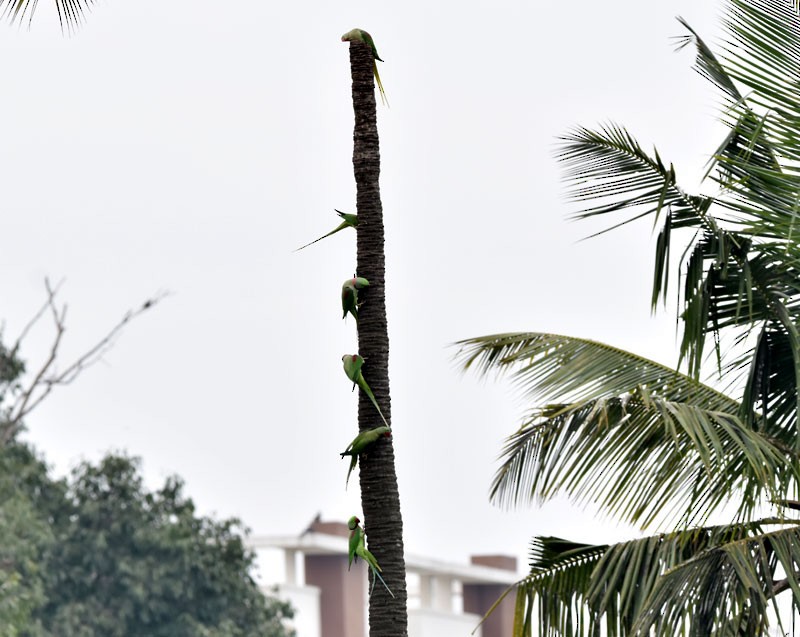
1,0 -> 93,31
456,1 -> 800,634
344,37 -> 408,636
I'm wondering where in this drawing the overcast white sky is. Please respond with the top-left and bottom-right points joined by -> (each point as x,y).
1,0 -> 727,570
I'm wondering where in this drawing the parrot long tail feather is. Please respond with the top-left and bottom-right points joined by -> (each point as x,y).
369,565 -> 395,598
294,222 -> 349,251
373,63 -> 388,107
359,380 -> 389,427
345,457 -> 357,489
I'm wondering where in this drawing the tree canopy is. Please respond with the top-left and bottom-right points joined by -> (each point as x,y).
0,440 -> 294,636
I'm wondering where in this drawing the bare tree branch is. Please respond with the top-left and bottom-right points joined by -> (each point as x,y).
0,279 -> 168,444
9,278 -> 65,361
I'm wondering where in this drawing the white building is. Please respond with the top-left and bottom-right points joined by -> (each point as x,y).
249,518 -> 519,637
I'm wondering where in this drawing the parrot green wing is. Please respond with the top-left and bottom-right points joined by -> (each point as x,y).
341,427 -> 389,456
341,427 -> 390,488
350,426 -> 391,454
347,517 -> 361,570
335,209 -> 359,226
342,354 -> 365,384
358,544 -> 380,572
341,283 -> 358,322
359,30 -> 384,62
341,28 -> 388,107
342,277 -> 368,323
342,355 -> 388,425
346,516 -> 394,597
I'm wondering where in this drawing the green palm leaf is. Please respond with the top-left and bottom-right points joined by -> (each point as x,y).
634,522 -> 800,636
508,520 -> 800,637
555,6 -> 800,430
455,333 -> 795,527
461,2 -> 800,634
557,124 -> 713,235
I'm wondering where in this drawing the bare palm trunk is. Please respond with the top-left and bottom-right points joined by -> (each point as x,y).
346,38 -> 408,637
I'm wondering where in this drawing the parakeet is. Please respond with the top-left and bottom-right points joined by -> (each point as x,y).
342,354 -> 389,427
340,425 -> 391,487
341,28 -> 388,107
341,276 -> 370,323
347,516 -> 361,570
295,209 -> 358,251
347,515 -> 395,598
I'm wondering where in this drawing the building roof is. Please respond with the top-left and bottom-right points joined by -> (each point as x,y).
248,532 -> 520,585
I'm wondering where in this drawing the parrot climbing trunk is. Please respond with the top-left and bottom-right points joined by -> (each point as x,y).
343,28 -> 408,636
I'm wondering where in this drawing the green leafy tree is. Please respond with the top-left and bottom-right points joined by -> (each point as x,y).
0,443 -> 63,637
457,0 -> 800,634
0,286 -> 164,635
32,453 -> 294,637
0,316 -> 293,636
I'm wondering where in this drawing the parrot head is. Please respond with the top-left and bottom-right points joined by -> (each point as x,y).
341,29 -> 361,43
347,515 -> 360,530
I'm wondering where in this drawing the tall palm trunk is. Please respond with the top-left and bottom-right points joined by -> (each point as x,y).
346,38 -> 408,636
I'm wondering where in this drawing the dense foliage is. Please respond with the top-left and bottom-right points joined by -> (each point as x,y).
0,444 -> 294,637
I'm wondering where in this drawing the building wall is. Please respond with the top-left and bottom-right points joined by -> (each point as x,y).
305,554 -> 366,637
463,583 -> 515,637
272,583 -> 321,637
409,608 -> 483,637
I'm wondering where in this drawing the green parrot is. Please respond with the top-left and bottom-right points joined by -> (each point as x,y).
340,425 -> 391,487
341,28 -> 388,107
341,276 -> 370,323
347,515 -> 395,598
295,209 -> 358,251
342,354 -> 389,427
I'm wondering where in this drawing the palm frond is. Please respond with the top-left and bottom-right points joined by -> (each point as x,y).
720,0 -> 800,148
557,8 -> 800,412
510,521 -> 800,637
557,124 -> 713,234
678,231 -> 800,377
454,333 -> 795,527
0,0 -> 94,31
698,0 -> 800,232
456,332 -> 733,409
674,17 -> 743,104
711,111 -> 800,233
525,536 -> 608,637
634,522 -> 800,636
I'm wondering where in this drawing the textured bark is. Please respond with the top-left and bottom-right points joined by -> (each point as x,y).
347,39 -> 409,636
